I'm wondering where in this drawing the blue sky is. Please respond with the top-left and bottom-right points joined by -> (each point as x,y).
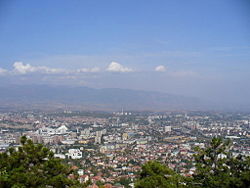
0,0 -> 250,105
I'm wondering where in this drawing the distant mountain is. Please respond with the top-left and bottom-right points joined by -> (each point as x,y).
0,85 -> 206,111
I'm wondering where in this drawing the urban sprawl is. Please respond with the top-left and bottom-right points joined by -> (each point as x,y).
0,110 -> 250,187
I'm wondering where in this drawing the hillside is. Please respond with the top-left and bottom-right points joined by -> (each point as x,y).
0,85 -> 205,111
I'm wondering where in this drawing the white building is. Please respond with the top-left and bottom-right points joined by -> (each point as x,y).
66,149 -> 82,159
78,169 -> 84,176
38,126 -> 55,135
54,154 -> 66,159
165,126 -> 172,132
56,125 -> 68,134
37,125 -> 68,135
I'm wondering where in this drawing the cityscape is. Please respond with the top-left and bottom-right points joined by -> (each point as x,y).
0,0 -> 249,187
1,110 -> 250,187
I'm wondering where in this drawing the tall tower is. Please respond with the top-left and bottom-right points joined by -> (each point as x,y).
117,117 -> 119,126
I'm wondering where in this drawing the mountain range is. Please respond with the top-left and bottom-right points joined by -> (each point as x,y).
0,85 -> 208,111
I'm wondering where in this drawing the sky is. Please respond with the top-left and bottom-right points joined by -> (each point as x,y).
0,0 -> 250,106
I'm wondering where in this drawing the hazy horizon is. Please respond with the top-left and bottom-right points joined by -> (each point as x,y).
0,0 -> 250,108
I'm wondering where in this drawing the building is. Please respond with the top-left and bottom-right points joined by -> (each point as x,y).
165,126 -> 172,132
122,132 -> 128,141
66,149 -> 82,159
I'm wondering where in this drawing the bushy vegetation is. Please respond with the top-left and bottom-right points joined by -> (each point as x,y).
135,160 -> 188,188
193,138 -> 250,188
0,136 -> 80,188
135,138 -> 250,188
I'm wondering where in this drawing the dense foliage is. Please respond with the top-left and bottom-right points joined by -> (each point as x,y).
135,138 -> 250,188
135,160 -> 187,188
0,136 -> 79,188
193,137 -> 250,188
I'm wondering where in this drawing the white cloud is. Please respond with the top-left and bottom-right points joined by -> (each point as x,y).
106,61 -> 133,72
76,67 -> 100,73
0,68 -> 8,75
13,62 -> 65,74
12,62 -> 103,75
155,65 -> 166,72
13,62 -> 33,74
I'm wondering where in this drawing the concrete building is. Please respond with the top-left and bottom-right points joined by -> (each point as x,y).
66,149 -> 82,159
165,126 -> 172,132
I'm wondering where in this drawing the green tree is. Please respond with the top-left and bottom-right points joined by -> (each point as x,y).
135,160 -> 187,188
193,137 -> 250,188
228,154 -> 250,188
0,136 -> 80,188
115,177 -> 131,188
